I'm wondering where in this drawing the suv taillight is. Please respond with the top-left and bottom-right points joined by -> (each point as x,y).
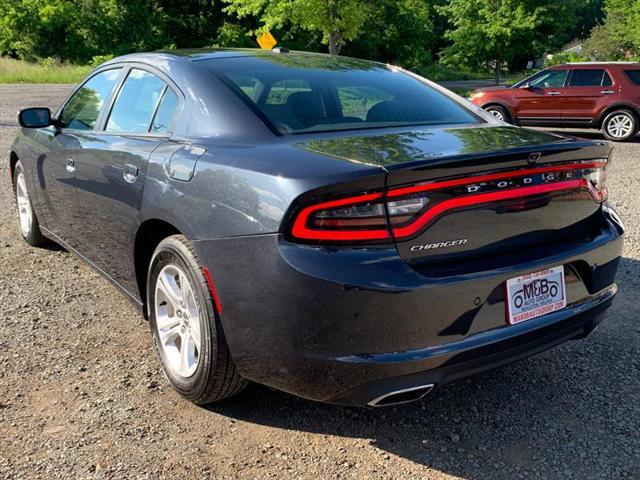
289,161 -> 607,243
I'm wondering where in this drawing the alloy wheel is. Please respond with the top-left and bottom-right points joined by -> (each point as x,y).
154,264 -> 202,378
16,172 -> 33,238
606,114 -> 634,139
488,109 -> 504,121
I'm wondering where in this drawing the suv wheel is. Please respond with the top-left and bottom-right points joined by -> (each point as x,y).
484,105 -> 512,124
148,234 -> 247,404
602,109 -> 638,142
13,161 -> 45,247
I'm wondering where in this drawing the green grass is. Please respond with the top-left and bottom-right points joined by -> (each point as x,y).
417,64 -> 493,82
0,58 -> 91,83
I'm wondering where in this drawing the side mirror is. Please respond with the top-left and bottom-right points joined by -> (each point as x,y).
18,108 -> 53,128
519,83 -> 531,89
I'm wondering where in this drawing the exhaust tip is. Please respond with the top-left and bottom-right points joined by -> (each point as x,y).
367,384 -> 434,407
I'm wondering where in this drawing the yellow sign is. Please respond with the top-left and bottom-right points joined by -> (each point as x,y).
257,31 -> 277,50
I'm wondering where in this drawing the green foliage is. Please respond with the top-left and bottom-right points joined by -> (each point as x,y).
0,0 -> 612,84
345,0 -> 444,69
588,0 -> 640,59
545,51 -> 590,66
438,0 -> 588,82
582,22 -> 627,61
222,0 -> 370,54
90,55 -> 115,68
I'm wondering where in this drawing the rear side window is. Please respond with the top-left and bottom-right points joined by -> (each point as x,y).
106,69 -> 166,133
151,88 -> 179,133
625,70 -> 640,85
568,69 -> 609,87
60,68 -> 122,130
205,57 -> 480,134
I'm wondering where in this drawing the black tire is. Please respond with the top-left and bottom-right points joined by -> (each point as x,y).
484,105 -> 512,124
601,109 -> 638,142
147,234 -> 247,404
13,160 -> 45,247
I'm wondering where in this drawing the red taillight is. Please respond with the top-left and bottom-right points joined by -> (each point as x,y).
289,162 -> 607,243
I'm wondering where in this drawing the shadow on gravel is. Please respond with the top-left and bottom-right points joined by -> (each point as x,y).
207,257 -> 640,479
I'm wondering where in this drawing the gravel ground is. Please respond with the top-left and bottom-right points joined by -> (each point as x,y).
1,84 -> 639,480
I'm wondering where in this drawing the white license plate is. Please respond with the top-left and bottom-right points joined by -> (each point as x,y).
506,266 -> 566,325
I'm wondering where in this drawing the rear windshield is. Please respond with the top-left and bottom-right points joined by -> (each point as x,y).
202,56 -> 480,134
625,70 -> 640,85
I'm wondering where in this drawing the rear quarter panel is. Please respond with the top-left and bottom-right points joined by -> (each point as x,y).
139,141 -> 386,241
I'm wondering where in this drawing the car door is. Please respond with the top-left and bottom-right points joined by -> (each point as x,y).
34,68 -> 124,249
71,66 -> 181,293
562,68 -> 618,125
513,68 -> 569,124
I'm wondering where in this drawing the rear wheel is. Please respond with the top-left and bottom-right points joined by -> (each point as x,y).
148,234 -> 247,404
13,161 -> 45,247
601,109 -> 638,142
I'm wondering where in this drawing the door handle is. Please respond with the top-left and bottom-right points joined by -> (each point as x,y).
65,158 -> 75,173
123,163 -> 139,183
547,91 -> 561,96
601,90 -> 615,94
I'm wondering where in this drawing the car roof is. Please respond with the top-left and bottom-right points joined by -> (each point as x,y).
550,62 -> 640,69
103,48 -> 385,68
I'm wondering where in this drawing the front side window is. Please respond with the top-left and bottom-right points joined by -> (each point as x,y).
206,57 -> 480,134
106,69 -> 166,133
60,68 -> 122,130
529,69 -> 568,89
568,69 -> 608,87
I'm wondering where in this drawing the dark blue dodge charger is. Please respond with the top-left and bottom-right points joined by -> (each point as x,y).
10,49 -> 624,407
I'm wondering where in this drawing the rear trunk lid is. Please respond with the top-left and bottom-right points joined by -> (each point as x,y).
295,126 -> 611,275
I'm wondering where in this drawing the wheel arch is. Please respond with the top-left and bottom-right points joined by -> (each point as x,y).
480,102 -> 515,123
9,150 -> 19,186
596,104 -> 640,129
134,218 -> 182,318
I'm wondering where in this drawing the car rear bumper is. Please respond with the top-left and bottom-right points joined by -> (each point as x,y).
192,208 -> 624,407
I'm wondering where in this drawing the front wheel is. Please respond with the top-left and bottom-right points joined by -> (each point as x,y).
148,234 -> 247,404
601,109 -> 638,142
484,105 -> 512,124
13,161 -> 45,247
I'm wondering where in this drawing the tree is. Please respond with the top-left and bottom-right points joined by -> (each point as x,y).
598,0 -> 640,58
222,0 -> 370,54
345,0 -> 444,69
438,0 -> 582,84
582,23 -> 627,60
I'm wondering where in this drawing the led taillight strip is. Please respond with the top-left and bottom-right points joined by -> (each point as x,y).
387,161 -> 606,198
290,162 -> 606,242
391,179 -> 586,238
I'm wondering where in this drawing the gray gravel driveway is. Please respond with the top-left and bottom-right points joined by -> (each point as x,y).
1,84 -> 639,479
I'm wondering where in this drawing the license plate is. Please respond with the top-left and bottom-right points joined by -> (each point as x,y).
505,266 -> 566,325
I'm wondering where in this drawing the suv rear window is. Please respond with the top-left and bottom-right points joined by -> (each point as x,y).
625,70 -> 640,85
203,56 -> 480,135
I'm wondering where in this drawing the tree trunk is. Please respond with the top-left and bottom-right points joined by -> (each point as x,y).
328,31 -> 342,55
327,0 -> 342,55
494,59 -> 501,85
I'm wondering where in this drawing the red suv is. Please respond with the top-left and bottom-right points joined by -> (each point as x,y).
469,63 -> 640,141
